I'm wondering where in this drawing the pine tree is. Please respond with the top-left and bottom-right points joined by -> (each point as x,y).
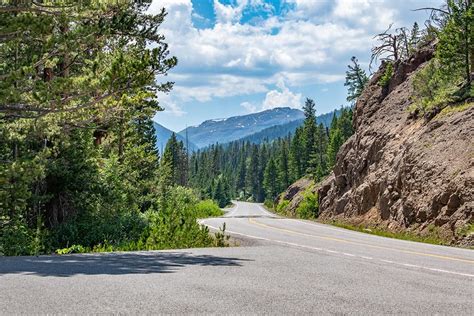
338,107 -> 354,140
436,0 -> 473,86
302,98 -> 318,174
409,22 -> 421,54
263,158 -> 278,202
315,123 -> 328,179
161,133 -> 187,186
277,141 -> 290,191
213,176 -> 230,208
236,153 -> 247,197
327,129 -> 344,169
345,56 -> 369,103
246,145 -> 261,202
289,128 -> 304,181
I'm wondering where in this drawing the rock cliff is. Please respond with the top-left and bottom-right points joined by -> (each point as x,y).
317,45 -> 474,246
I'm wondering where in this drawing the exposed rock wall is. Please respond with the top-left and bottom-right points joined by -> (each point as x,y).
318,46 -> 474,245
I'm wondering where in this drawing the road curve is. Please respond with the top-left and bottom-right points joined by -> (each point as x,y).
1,201 -> 473,314
202,201 -> 474,278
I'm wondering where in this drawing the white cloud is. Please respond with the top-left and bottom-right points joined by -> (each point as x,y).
158,94 -> 186,116
173,74 -> 268,102
262,79 -> 302,110
241,101 -> 258,113
148,0 -> 441,118
214,0 -> 248,24
333,0 -> 371,18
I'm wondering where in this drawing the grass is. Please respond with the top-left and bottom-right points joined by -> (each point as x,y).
324,220 -> 448,246
435,102 -> 473,119
456,223 -> 474,237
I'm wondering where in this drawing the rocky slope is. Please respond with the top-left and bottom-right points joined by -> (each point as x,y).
317,45 -> 474,246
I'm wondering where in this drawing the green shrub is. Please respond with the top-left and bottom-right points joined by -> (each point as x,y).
276,199 -> 290,215
264,199 -> 274,209
213,223 -> 230,247
51,186 -> 227,254
0,216 -> 35,256
378,62 -> 393,87
56,244 -> 88,254
411,58 -> 459,114
296,192 -> 319,219
194,199 -> 224,218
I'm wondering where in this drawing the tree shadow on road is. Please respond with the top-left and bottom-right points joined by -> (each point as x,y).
0,251 -> 252,277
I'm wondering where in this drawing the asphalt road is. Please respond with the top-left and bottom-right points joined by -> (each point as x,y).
1,201 -> 473,314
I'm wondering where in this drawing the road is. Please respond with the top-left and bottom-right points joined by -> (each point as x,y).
1,201 -> 473,314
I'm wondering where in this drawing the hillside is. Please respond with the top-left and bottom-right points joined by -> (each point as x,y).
153,122 -> 198,153
237,109 -> 340,144
279,45 -> 474,246
178,107 -> 304,148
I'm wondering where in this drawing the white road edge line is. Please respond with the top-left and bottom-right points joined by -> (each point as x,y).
202,222 -> 474,279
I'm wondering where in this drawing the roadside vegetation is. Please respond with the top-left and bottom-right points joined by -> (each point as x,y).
325,220 -> 449,246
412,1 -> 472,117
0,2 -> 226,256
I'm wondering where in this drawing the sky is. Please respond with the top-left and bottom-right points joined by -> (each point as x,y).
149,0 -> 442,132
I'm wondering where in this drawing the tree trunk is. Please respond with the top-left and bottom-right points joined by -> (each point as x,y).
465,18 -> 471,83
118,111 -> 124,162
59,23 -> 70,77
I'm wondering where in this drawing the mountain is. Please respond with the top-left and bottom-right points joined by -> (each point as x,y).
237,109 -> 341,144
153,122 -> 198,153
178,107 -> 305,149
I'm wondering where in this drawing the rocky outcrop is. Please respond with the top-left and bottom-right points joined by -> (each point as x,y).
318,46 -> 474,246
277,178 -> 317,216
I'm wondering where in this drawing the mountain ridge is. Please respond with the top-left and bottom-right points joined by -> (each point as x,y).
178,107 -> 305,148
236,109 -> 341,144
153,122 -> 198,153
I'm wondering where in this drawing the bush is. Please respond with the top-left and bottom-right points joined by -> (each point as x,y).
411,58 -> 459,114
0,216 -> 35,256
276,199 -> 290,215
51,186 -> 227,254
296,192 -> 319,219
264,199 -> 274,209
194,199 -> 224,218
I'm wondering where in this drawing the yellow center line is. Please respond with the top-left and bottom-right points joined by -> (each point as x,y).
248,218 -> 474,264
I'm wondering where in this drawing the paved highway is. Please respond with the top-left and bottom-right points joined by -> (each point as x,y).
1,201 -> 473,314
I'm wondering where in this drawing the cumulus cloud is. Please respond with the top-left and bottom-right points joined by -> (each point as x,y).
173,74 -> 268,102
149,0 -> 441,117
262,79 -> 302,110
213,0 -> 247,23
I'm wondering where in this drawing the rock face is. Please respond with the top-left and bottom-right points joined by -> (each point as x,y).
318,45 -> 474,245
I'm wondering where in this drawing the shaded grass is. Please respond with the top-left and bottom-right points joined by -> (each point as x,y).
324,220 -> 448,246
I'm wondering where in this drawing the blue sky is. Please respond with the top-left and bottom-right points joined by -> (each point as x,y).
149,0 -> 442,132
